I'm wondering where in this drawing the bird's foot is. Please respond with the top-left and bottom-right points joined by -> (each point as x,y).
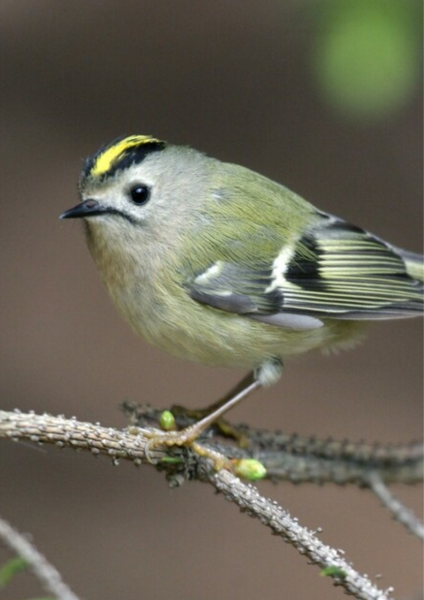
144,426 -> 231,471
171,405 -> 250,448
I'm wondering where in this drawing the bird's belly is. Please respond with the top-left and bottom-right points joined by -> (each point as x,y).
109,279 -> 366,370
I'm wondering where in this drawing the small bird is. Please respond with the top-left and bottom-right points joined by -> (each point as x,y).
61,135 -> 423,456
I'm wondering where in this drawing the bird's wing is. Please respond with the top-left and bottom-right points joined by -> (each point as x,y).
188,213 -> 423,328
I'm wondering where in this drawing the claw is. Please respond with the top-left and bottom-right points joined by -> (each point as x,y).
141,374 -> 262,470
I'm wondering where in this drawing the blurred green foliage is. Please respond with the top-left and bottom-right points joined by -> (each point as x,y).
0,556 -> 28,586
313,0 -> 422,119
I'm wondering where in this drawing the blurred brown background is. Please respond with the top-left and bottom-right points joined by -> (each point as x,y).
0,2 -> 422,599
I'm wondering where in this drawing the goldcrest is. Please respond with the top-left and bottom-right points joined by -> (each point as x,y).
61,135 -> 423,452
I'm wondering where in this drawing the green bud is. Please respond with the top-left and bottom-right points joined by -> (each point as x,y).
159,410 -> 176,431
234,458 -> 267,481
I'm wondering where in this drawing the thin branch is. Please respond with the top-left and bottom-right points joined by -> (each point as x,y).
0,409 -> 166,464
209,469 -> 395,600
0,512 -> 81,600
0,409 -> 400,600
366,472 -> 424,541
253,446 -> 423,486
124,403 -> 424,486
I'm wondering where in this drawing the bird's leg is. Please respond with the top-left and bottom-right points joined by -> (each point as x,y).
170,358 -> 283,447
174,375 -> 261,440
201,371 -> 257,411
143,372 -> 261,468
171,371 -> 256,444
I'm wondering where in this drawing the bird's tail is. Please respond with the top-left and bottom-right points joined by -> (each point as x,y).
394,247 -> 424,283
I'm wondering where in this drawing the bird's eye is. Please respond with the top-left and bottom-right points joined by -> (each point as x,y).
128,184 -> 150,205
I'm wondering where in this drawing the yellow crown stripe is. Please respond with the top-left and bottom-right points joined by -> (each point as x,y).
91,135 -> 160,177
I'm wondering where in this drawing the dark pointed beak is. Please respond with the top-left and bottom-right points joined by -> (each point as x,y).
60,199 -> 105,220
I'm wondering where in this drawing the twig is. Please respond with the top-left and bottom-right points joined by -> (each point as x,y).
0,512 -> 81,600
0,409 -> 400,600
209,469 -> 394,600
124,403 -> 424,486
366,472 -> 424,541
